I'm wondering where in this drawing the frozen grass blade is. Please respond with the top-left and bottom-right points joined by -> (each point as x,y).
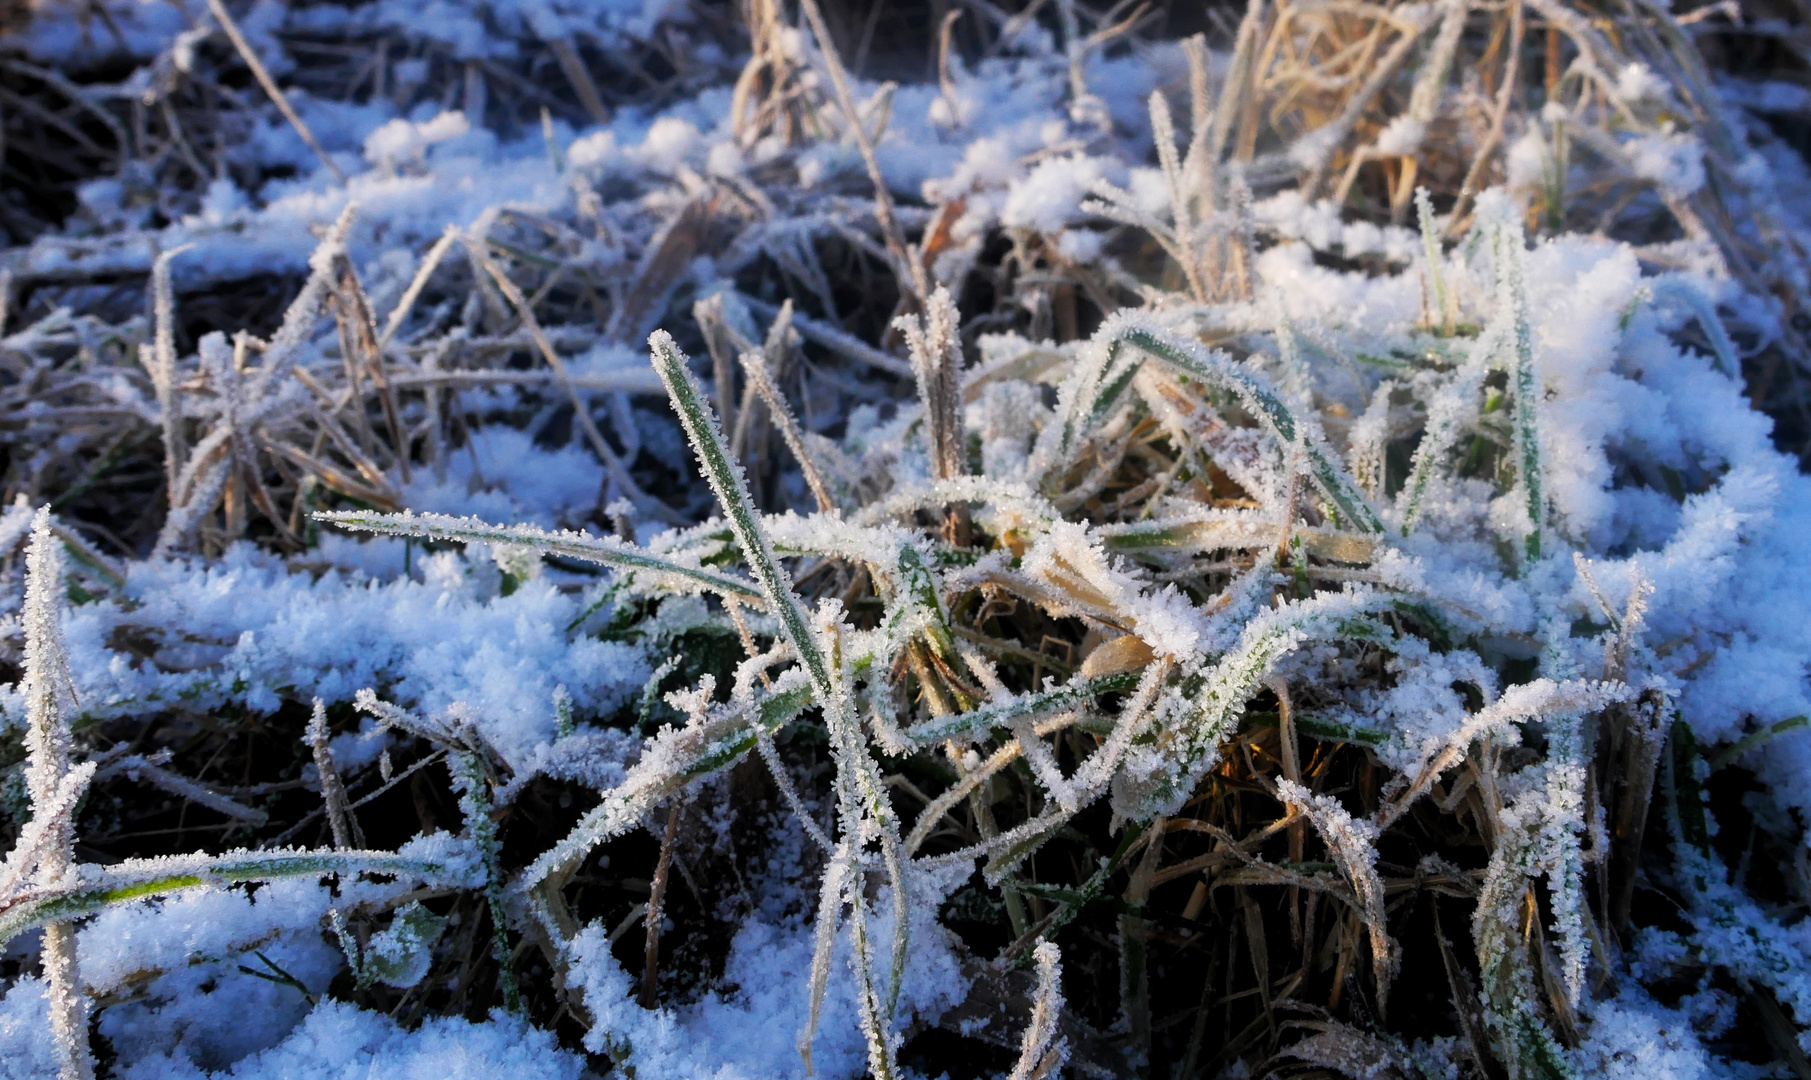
1475,823 -> 1579,1080
1415,188 -> 1452,334
1496,226 -> 1544,564
147,245 -> 192,506
307,698 -> 360,849
205,0 -> 347,184
0,847 -> 475,948
650,331 -> 830,696
451,748 -> 521,1012
740,348 -> 838,514
96,753 -> 267,827
523,680 -> 813,890
318,509 -> 765,603
651,329 -> 904,1076
20,509 -> 93,1080
800,838 -> 853,1076
1400,336 -> 1492,534
1277,779 -> 1394,1018
900,670 -> 1141,746
897,286 -> 968,484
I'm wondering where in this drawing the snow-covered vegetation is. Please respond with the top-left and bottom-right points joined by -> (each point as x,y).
4,0 -> 1811,1076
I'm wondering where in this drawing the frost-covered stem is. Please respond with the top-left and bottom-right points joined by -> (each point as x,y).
41,923 -> 90,1080
1148,92 -> 1208,303
308,698 -> 359,849
1408,0 -> 1469,125
1124,593 -> 1392,819
519,681 -> 814,890
953,750 -> 1028,938
651,331 -> 831,697
846,848 -> 900,1080
22,510 -> 93,1080
1008,942 -> 1069,1080
905,739 -> 1022,855
471,239 -> 677,525
1271,300 -> 1312,412
328,907 -> 370,988
693,294 -> 742,439
1538,714 -> 1589,1009
650,331 -> 901,1077
896,286 -> 967,484
801,839 -> 853,1076
23,511 -> 74,829
896,287 -> 970,543
1608,693 -> 1666,936
900,670 -> 1140,746
553,685 -> 575,740
451,749 -> 521,1013
252,203 -> 360,389
1400,339 -> 1491,535
1348,378 -> 1397,498
147,246 -> 192,504
1379,680 -> 1627,829
1679,288 -> 1740,380
825,617 -> 912,1055
378,226 -> 458,350
893,543 -> 976,707
641,799 -> 681,1009
740,350 -> 837,514
1415,188 -> 1451,334
98,754 -> 266,826
754,724 -> 832,852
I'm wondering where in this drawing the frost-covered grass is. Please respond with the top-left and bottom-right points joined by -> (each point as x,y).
4,0 -> 1811,1077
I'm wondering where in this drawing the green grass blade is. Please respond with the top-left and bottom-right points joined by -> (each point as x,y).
1,849 -> 471,949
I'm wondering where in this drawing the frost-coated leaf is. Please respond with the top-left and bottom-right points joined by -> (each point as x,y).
361,901 -> 448,989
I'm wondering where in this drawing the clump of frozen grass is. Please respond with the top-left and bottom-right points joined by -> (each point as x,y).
334,193 -> 1808,1074
7,0 -> 1811,1076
